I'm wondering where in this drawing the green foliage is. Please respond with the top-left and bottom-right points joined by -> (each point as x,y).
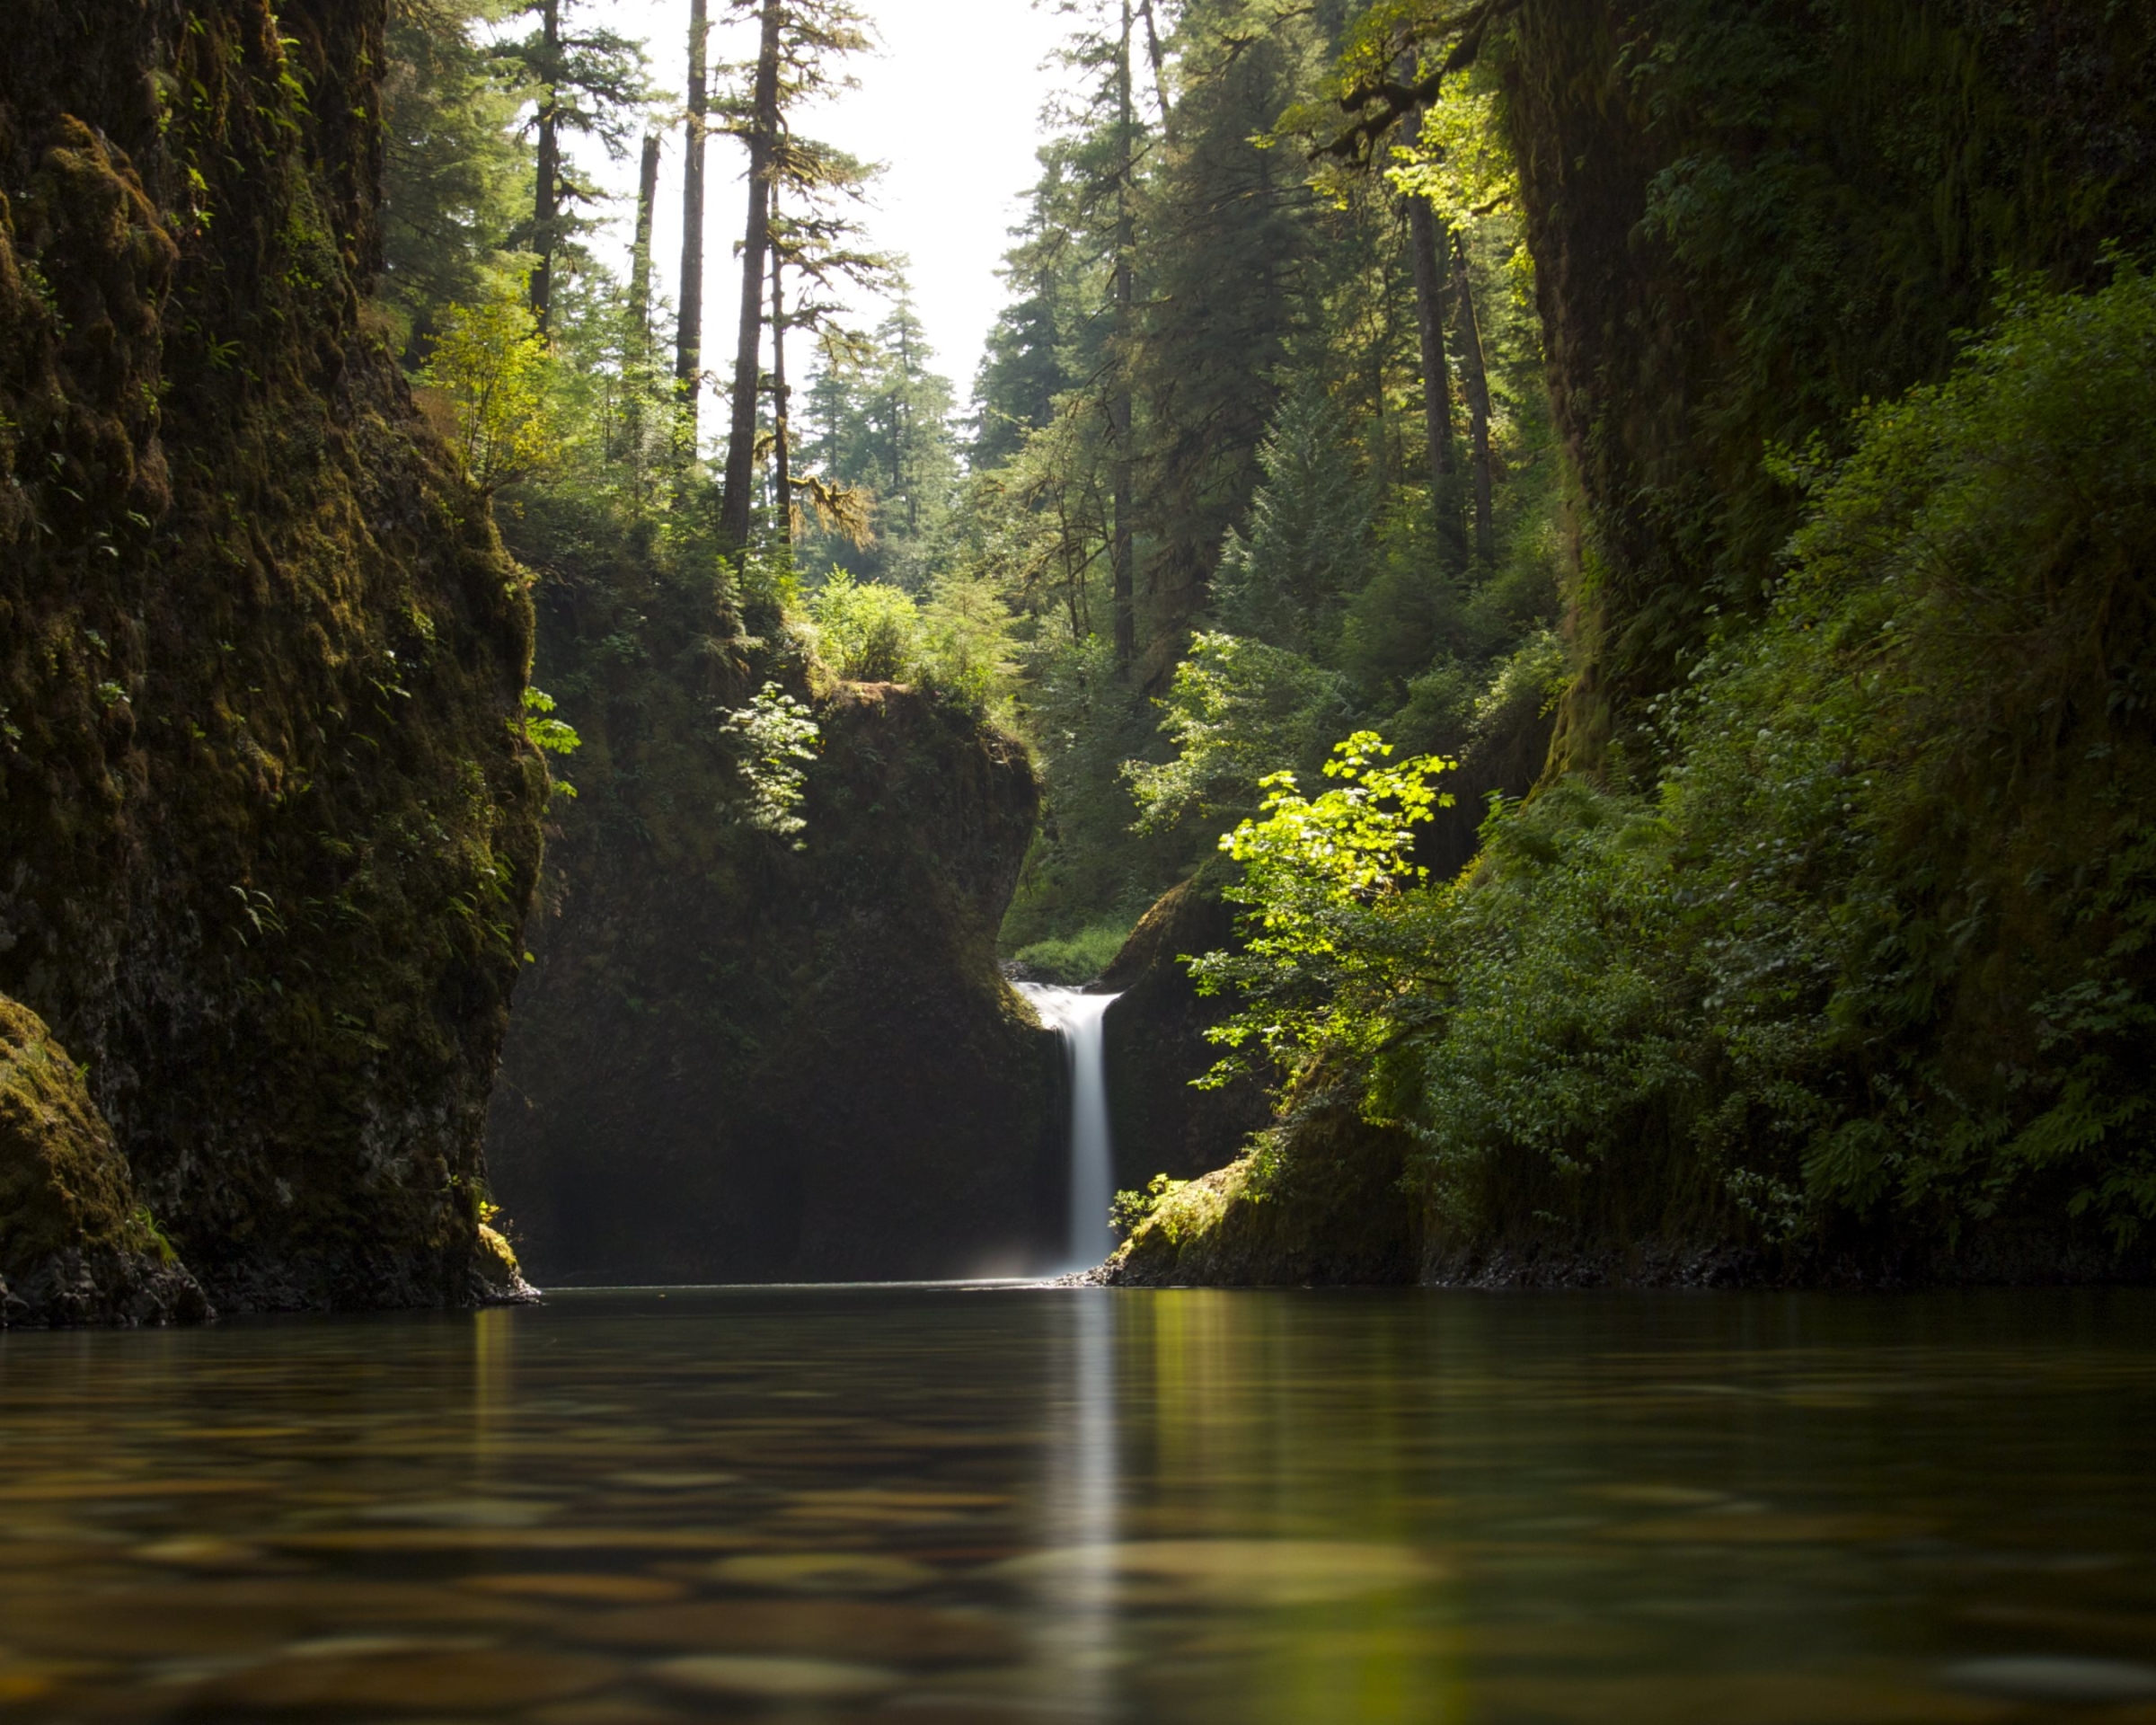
380,0 -> 528,361
517,686 -> 581,756
803,571 -> 1017,713
1110,1172 -> 1186,1239
1125,632 -> 1348,836
1191,732 -> 1452,1081
417,275 -> 559,491
808,571 -> 920,682
1210,377 -> 1374,655
1191,271 -> 2156,1257
721,681 -> 823,848
1009,921 -> 1129,986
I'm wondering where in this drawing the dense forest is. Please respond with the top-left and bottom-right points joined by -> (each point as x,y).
2,0 -> 2152,1318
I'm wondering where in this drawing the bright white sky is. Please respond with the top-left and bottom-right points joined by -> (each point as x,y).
570,0 -> 1078,408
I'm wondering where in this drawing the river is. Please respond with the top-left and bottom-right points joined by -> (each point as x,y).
2,1286 -> 2152,1721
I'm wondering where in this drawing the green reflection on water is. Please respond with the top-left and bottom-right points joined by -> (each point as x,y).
0,1287 -> 2152,1722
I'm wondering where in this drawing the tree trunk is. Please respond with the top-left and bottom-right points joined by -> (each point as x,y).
1138,0 -> 1173,144
675,0 -> 710,414
1453,230 -> 1495,563
622,132 -> 662,490
1394,72 -> 1464,573
629,131 -> 661,358
528,0 -> 561,333
769,194 -> 791,548
1109,0 -> 1136,670
720,0 -> 782,557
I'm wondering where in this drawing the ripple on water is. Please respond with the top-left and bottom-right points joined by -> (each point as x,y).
1942,1656 -> 2156,1704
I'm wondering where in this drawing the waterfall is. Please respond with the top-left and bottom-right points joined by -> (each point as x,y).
1017,984 -> 1121,1269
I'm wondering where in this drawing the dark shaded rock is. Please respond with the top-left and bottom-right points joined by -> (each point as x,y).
0,2 -> 546,1310
488,545 -> 1059,1283
1107,1089 -> 1421,1287
0,995 -> 209,1326
1097,880 -> 1273,1195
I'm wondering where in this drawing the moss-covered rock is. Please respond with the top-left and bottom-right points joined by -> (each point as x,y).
0,996 -> 209,1326
486,541 -> 1059,1284
0,2 -> 546,1309
1106,1088 -> 1422,1287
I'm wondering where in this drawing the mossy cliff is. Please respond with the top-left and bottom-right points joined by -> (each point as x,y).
1496,0 -> 2156,773
487,541 -> 1059,1284
0,2 -> 546,1314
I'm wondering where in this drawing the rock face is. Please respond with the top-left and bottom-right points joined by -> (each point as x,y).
1500,0 -> 2156,773
487,553 -> 1060,1284
1107,1089 -> 1422,1288
0,997 -> 209,1326
1098,880 -> 1272,1195
0,1 -> 546,1312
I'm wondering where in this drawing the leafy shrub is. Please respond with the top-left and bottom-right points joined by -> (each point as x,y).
809,571 -> 922,683
1197,270 -> 2156,1254
1124,631 -> 1350,836
1008,921 -> 1130,985
720,682 -> 822,848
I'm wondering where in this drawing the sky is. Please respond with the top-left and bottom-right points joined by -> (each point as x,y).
568,0 -> 1080,404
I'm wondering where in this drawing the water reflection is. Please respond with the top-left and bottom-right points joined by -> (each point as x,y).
0,1287 -> 2151,1721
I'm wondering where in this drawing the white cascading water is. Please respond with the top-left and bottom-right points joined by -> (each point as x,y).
1016,984 -> 1121,1269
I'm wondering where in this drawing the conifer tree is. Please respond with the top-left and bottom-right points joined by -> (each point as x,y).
677,0 -> 711,414
498,0 -> 652,335
381,0 -> 528,361
716,0 -> 876,558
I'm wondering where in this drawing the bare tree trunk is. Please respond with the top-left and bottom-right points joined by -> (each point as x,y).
528,0 -> 561,332
675,0 -> 710,415
769,194 -> 791,548
629,131 -> 661,356
1453,230 -> 1495,563
1397,108 -> 1466,578
1138,0 -> 1173,144
622,132 -> 662,491
720,0 -> 782,556
1109,0 -> 1136,670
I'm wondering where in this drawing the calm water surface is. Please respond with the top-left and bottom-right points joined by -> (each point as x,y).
2,1287 -> 2153,1722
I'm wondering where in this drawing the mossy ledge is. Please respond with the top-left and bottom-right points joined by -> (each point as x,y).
0,996 -> 209,1327
0,2 -> 546,1313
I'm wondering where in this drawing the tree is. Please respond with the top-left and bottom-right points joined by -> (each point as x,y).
496,0 -> 652,335
380,0 -> 528,363
1133,0 -> 1322,666
796,285 -> 959,584
1400,98 -> 1462,563
419,275 -> 558,491
970,151 -> 1084,468
715,0 -> 876,559
676,0 -> 711,417
767,134 -> 891,545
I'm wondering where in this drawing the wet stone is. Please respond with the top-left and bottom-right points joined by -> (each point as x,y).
706,1551 -> 941,1594
192,1648 -> 623,1712
579,1599 -> 1021,1666
652,1654 -> 904,1702
989,1540 -> 1442,1607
